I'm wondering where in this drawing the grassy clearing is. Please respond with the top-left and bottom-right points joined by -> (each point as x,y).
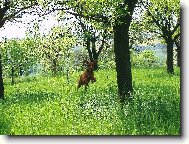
0,67 -> 180,135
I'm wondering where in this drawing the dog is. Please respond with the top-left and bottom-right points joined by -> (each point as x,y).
77,60 -> 96,90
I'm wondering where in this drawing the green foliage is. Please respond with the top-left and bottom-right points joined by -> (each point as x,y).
26,25 -> 77,75
1,38 -> 37,77
98,47 -> 116,69
0,68 -> 180,135
0,0 -> 38,23
142,0 -> 180,41
131,49 -> 160,67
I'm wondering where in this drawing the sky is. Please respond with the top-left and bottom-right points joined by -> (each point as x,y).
0,22 -> 26,40
0,14 -> 59,41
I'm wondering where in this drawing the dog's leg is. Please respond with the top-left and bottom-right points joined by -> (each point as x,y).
92,77 -> 96,83
84,83 -> 89,91
90,72 -> 96,83
77,84 -> 81,90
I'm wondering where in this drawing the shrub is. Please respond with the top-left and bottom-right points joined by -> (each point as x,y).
131,49 -> 160,67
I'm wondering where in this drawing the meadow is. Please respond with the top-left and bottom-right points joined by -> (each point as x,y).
0,67 -> 180,135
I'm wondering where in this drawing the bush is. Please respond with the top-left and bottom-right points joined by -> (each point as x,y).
131,49 -> 160,67
98,60 -> 116,69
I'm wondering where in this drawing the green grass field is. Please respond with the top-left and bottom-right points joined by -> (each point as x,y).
0,67 -> 180,135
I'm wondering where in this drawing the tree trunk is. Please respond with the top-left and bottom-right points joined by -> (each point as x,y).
91,37 -> 97,59
0,1 -> 12,99
166,39 -> 174,74
11,67 -> 14,85
113,20 -> 133,102
85,36 -> 99,70
0,54 -> 4,99
19,65 -> 23,76
52,59 -> 57,75
91,37 -> 99,70
66,69 -> 69,83
86,37 -> 93,61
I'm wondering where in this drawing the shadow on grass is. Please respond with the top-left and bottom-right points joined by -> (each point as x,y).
119,94 -> 180,135
0,102 -> 11,135
3,76 -> 39,86
0,115 -> 11,135
5,90 -> 60,105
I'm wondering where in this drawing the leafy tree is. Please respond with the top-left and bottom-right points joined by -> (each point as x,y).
19,37 -> 39,76
142,0 -> 180,74
2,39 -> 22,84
0,0 -> 38,99
112,1 -> 138,101
129,12 -> 159,50
41,0 -> 139,102
1,38 -> 38,84
74,16 -> 112,70
37,26 -> 76,75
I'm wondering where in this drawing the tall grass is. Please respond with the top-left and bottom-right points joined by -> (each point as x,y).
0,67 -> 180,135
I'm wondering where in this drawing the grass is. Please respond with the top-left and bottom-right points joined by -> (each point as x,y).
0,67 -> 180,135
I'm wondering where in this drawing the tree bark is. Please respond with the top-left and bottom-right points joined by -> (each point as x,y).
113,19 -> 133,102
0,54 -> 4,99
166,39 -> 174,74
11,67 -> 14,85
52,59 -> 57,75
91,37 -> 97,59
91,36 -> 99,70
86,37 -> 93,61
0,1 -> 11,99
19,65 -> 23,76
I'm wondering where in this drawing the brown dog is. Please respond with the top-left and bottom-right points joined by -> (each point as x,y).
77,60 -> 96,90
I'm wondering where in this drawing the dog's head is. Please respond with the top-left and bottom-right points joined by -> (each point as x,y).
83,60 -> 97,71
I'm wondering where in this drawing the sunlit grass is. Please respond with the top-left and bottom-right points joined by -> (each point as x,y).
0,67 -> 180,135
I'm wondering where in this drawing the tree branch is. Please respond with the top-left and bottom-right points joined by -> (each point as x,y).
4,2 -> 38,22
41,4 -> 109,24
0,0 -> 11,28
97,29 -> 108,56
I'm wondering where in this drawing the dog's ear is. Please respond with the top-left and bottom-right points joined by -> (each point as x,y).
83,60 -> 89,67
93,60 -> 97,64
92,60 -> 97,65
